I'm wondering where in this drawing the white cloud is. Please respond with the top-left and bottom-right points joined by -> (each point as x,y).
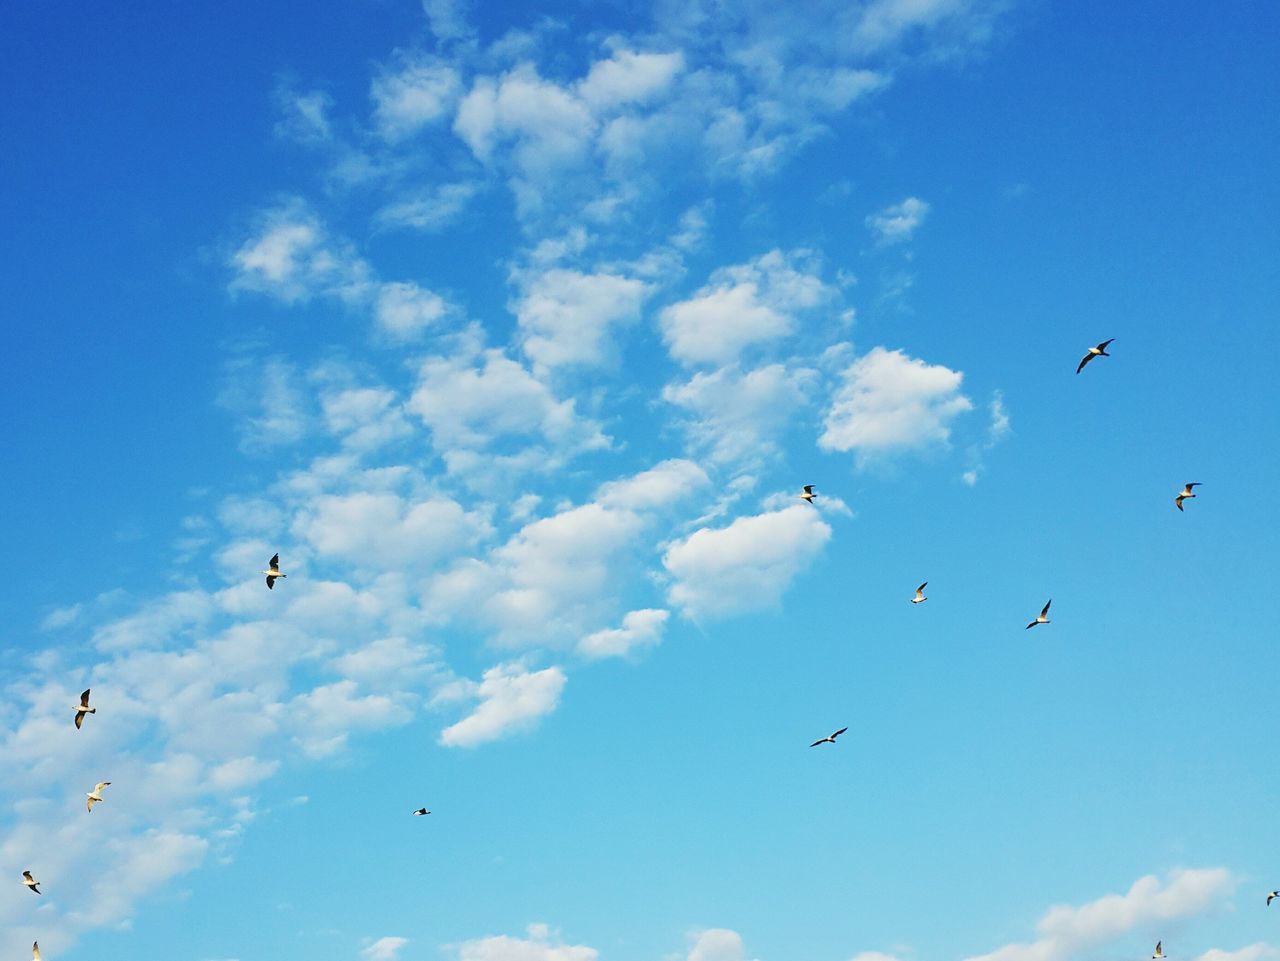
1195,947 -> 1280,961
577,49 -> 685,111
663,504 -> 832,619
660,250 -> 833,366
422,0 -> 471,41
962,868 -> 1237,961
578,608 -> 669,659
273,85 -> 333,144
453,924 -> 598,961
866,196 -> 930,245
363,936 -> 410,961
377,181 -> 481,232
230,203 -> 371,305
819,346 -> 973,461
686,928 -> 757,961
848,954 -> 908,961
514,267 -> 650,369
376,281 -> 453,339
41,603 -> 83,631
439,663 -> 566,747
320,386 -> 413,453
372,57 -> 462,140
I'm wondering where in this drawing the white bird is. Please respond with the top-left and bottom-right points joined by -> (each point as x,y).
86,781 -> 111,812
22,870 -> 40,894
33,942 -> 41,961
1268,890 -> 1279,906
262,553 -> 287,589
413,807 -> 431,816
1153,941 -> 1165,959
1026,599 -> 1052,629
911,582 -> 928,604
1076,338 -> 1115,374
810,726 -> 849,747
74,688 -> 95,729
800,485 -> 817,504
1175,483 -> 1201,512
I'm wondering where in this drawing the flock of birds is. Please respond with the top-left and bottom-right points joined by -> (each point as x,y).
11,340 -> 1232,959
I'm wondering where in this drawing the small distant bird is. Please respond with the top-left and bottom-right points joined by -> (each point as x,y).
413,808 -> 431,816
1153,942 -> 1165,960
1268,890 -> 1279,906
86,781 -> 111,812
33,942 -> 40,961
1026,599 -> 1052,629
911,582 -> 928,604
1174,483 -> 1201,512
75,688 -> 95,729
263,553 -> 287,589
22,870 -> 40,894
1076,338 -> 1115,374
810,727 -> 849,747
800,485 -> 817,504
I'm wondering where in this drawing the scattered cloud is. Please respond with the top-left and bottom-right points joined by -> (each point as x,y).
363,937 -> 410,961
866,196 -> 930,245
439,663 -> 567,747
513,267 -> 650,370
452,923 -> 598,961
372,56 -> 463,140
578,608 -> 669,660
686,928 -> 758,961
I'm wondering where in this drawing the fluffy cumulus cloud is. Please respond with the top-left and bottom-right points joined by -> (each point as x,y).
372,56 -> 462,140
866,196 -> 930,245
663,504 -> 833,619
819,346 -> 974,462
962,868 -> 1237,961
438,662 -> 567,747
1194,947 -> 1280,961
578,608 -> 669,659
514,267 -> 650,369
686,928 -> 757,961
661,250 -> 834,366
453,924 -> 598,961
376,281 -> 452,339
230,203 -> 371,305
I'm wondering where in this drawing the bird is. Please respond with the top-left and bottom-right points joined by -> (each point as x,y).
22,870 -> 40,894
33,942 -> 40,961
262,553 -> 287,589
413,808 -> 431,816
810,727 -> 849,747
911,582 -> 928,604
1175,483 -> 1201,512
1268,890 -> 1279,906
86,781 -> 111,812
1152,942 -> 1165,959
1026,599 -> 1052,629
800,485 -> 817,504
74,688 -> 95,729
1076,338 -> 1115,374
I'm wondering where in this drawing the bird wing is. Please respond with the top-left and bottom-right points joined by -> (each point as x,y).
96,782 -> 111,792
803,485 -> 814,494
266,575 -> 276,589
1175,497 -> 1184,511
1097,338 -> 1115,350
269,553 -> 280,569
88,796 -> 97,811
75,712 -> 84,729
810,738 -> 827,747
1026,620 -> 1038,629
831,727 -> 849,739
81,689 -> 91,707
23,871 -> 33,881
33,942 -> 40,960
917,582 -> 927,593
1076,352 -> 1095,374
1186,482 -> 1200,491
1155,943 -> 1162,957
1041,600 -> 1052,617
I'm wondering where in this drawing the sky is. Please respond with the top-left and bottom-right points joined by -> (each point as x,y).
2,0 -> 1279,959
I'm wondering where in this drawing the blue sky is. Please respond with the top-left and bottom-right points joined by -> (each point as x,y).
2,1 -> 1279,959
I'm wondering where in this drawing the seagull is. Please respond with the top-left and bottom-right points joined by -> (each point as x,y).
33,942 -> 41,961
22,870 -> 40,894
1026,599 -> 1052,629
911,582 -> 928,604
800,485 -> 817,504
1268,890 -> 1279,906
1152,942 -> 1165,960
86,781 -> 111,812
1076,338 -> 1115,374
810,726 -> 849,747
74,688 -> 95,729
413,807 -> 431,816
262,553 -> 287,589
1175,483 -> 1201,512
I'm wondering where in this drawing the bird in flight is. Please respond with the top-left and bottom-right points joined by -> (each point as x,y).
263,553 -> 287,589
1268,890 -> 1279,906
1026,599 -> 1052,629
22,870 -> 41,894
911,582 -> 928,604
800,485 -> 817,504
1076,338 -> 1115,374
413,808 -> 431,816
1152,942 -> 1165,959
1174,483 -> 1201,512
33,942 -> 40,961
74,688 -> 95,729
86,781 -> 111,812
810,727 -> 849,747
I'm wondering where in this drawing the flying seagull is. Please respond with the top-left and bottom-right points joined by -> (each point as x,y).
1268,890 -> 1279,906
1174,483 -> 1201,512
263,553 -> 287,589
1076,338 -> 1115,374
86,781 -> 111,812
22,870 -> 40,894
810,727 -> 849,747
1152,942 -> 1165,960
413,808 -> 431,816
1026,599 -> 1052,629
911,582 -> 928,604
74,688 -> 95,729
800,485 -> 817,504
